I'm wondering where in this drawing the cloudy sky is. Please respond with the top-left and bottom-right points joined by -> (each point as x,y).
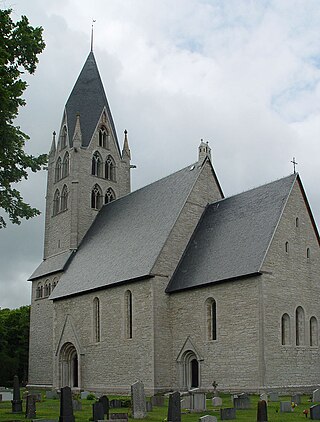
1,0 -> 320,308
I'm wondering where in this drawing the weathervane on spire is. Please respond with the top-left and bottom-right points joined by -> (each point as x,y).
91,19 -> 96,52
291,157 -> 298,174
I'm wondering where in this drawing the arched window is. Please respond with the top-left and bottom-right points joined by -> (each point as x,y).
52,277 -> 58,290
55,157 -> 62,182
281,313 -> 291,345
296,306 -> 305,346
295,217 -> 299,227
53,189 -> 60,215
310,317 -> 318,346
62,152 -> 69,178
125,290 -> 133,339
36,282 -> 42,299
44,282 -> 49,297
91,184 -> 103,210
48,283 -> 51,296
206,298 -> 217,341
93,297 -> 100,343
60,126 -> 67,149
285,242 -> 289,254
307,248 -> 310,259
105,155 -> 116,181
105,188 -> 116,204
61,185 -> 68,211
99,127 -> 108,148
92,152 -> 102,177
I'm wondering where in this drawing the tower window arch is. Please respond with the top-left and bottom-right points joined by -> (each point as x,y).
295,217 -> 299,228
205,298 -> 217,341
62,152 -> 70,178
61,185 -> 68,212
99,127 -> 109,148
310,316 -> 318,346
91,184 -> 103,210
307,248 -> 310,259
92,152 -> 103,177
296,306 -> 305,346
281,313 -> 291,345
93,297 -> 101,343
285,241 -> 289,254
105,155 -> 116,181
53,189 -> 60,216
125,290 -> 133,339
36,282 -> 43,299
60,126 -> 67,149
55,157 -> 62,182
105,188 -> 116,204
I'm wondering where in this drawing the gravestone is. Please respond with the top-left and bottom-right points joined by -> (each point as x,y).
181,394 -> 191,409
199,416 -> 217,422
151,395 -> 164,406
1,391 -> 13,401
109,413 -> 128,420
167,391 -> 181,422
146,401 -> 153,412
131,381 -> 146,419
260,393 -> 268,403
110,399 -> 122,408
310,404 -> 320,420
280,401 -> 291,413
93,402 -> 104,422
314,389 -> 320,402
292,394 -> 301,405
99,395 -> 109,418
80,391 -> 90,400
46,391 -> 59,399
220,408 -> 236,420
11,375 -> 22,413
191,392 -> 206,412
26,394 -> 36,419
59,386 -> 75,422
257,400 -> 268,422
72,399 -> 82,411
269,392 -> 279,402
212,396 -> 222,406
234,395 -> 250,409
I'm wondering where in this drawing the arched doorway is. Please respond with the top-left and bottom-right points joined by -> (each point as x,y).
182,351 -> 200,390
191,358 -> 199,388
59,342 -> 79,388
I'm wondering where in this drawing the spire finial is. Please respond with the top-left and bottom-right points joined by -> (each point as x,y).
291,157 -> 298,174
91,19 -> 96,52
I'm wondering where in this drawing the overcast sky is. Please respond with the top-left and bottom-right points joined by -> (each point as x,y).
1,0 -> 320,309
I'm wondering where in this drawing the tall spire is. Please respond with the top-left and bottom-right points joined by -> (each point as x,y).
90,19 -> 96,52
122,129 -> 131,160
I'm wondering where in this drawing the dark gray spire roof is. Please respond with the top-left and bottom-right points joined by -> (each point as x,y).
50,162 -> 204,300
65,52 -> 119,150
166,174 -> 297,293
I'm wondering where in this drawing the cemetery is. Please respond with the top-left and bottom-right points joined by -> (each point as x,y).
1,379 -> 320,422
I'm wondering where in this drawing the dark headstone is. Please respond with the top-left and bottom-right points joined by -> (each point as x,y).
257,400 -> 267,422
59,386 -> 75,422
311,404 -> 320,420
151,395 -> 164,406
109,413 -> 128,420
220,408 -> 236,420
234,396 -> 250,410
72,399 -> 82,411
25,394 -> 36,419
93,402 -> 105,422
11,375 -> 22,413
167,391 -> 181,422
146,401 -> 153,412
46,390 -> 59,399
131,381 -> 146,419
99,396 -> 109,418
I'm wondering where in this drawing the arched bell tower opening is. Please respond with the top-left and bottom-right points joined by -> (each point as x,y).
59,342 -> 79,388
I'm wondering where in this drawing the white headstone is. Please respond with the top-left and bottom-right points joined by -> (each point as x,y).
260,393 -> 268,403
199,416 -> 217,422
313,389 -> 320,402
131,381 -> 146,419
212,397 -> 222,406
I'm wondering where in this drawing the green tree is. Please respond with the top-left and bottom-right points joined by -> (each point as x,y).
0,8 -> 46,228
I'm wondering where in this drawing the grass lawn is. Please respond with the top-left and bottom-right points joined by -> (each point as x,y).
0,393 -> 315,421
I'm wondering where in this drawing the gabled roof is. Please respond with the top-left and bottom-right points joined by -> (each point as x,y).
50,162 -> 205,300
65,52 -> 119,151
28,251 -> 74,281
166,174 -> 297,293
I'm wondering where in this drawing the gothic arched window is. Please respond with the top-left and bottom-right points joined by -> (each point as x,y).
60,126 -> 67,149
205,298 -> 217,341
99,127 -> 108,148
105,155 -> 116,181
61,185 -> 68,211
36,282 -> 42,299
55,157 -> 62,182
91,184 -> 103,210
93,297 -> 101,342
125,290 -> 133,339
105,188 -> 116,204
296,306 -> 305,346
92,152 -> 102,177
310,316 -> 318,346
281,313 -> 291,345
62,152 -> 70,178
53,189 -> 60,215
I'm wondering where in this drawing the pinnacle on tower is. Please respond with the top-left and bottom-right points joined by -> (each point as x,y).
198,139 -> 212,162
122,129 -> 131,160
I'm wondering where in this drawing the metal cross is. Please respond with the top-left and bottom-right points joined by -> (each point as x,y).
291,157 -> 298,174
91,19 -> 96,52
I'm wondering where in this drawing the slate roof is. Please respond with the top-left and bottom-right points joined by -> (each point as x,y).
29,251 -> 74,281
65,52 -> 119,151
50,162 -> 204,300
166,174 -> 297,293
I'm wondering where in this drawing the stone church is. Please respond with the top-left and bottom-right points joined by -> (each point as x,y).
28,50 -> 320,394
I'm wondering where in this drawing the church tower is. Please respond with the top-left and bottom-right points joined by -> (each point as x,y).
44,51 -> 132,259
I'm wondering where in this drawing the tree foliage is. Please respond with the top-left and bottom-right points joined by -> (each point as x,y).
0,8 -> 46,228
0,305 -> 30,386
